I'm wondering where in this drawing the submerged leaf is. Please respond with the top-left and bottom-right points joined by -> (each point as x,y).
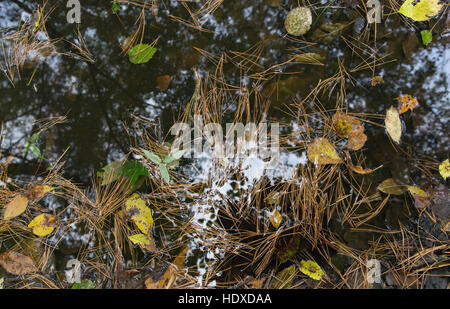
398,0 -> 443,22
348,164 -> 374,175
100,158 -> 125,185
378,178 -> 407,195
332,112 -> 367,150
3,194 -> 29,220
299,260 -> 324,280
371,76 -> 384,86
156,75 -> 172,91
307,138 -> 342,165
28,214 -> 56,237
385,106 -> 402,144
439,159 -> 449,180
294,53 -> 326,65
0,251 -> 38,275
269,209 -> 282,229
128,44 -> 157,64
125,193 -> 153,235
284,7 -> 312,36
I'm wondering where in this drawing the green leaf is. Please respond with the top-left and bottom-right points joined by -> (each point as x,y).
72,279 -> 95,289
164,149 -> 186,164
120,160 -> 149,186
112,1 -> 121,14
100,158 -> 125,185
29,144 -> 44,160
29,131 -> 41,143
159,164 -> 170,184
142,149 -> 162,164
128,44 -> 157,64
420,30 -> 432,46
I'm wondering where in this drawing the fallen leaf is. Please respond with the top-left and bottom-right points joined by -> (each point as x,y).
156,75 -> 172,91
0,251 -> 38,275
100,158 -> 125,185
348,164 -> 374,175
269,209 -> 282,229
27,185 -> 54,200
271,265 -> 296,289
438,159 -> 449,180
420,29 -> 432,46
385,106 -> 402,144
378,178 -> 407,195
398,0 -> 444,22
3,194 -> 29,220
128,44 -> 157,64
28,214 -> 56,237
266,191 -> 280,205
371,76 -> 384,86
407,186 -> 431,209
347,125 -> 367,151
396,94 -> 419,114
299,260 -> 324,280
128,233 -> 156,252
284,7 -> 312,36
125,193 -> 154,235
307,138 -> 342,165
294,53 -> 326,65
332,112 -> 367,150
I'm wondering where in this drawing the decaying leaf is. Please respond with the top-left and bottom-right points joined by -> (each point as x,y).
378,178 -> 407,195
27,185 -> 54,200
371,76 -> 384,86
28,214 -> 56,237
332,112 -> 367,150
294,53 -> 326,65
284,7 -> 312,36
307,138 -> 343,165
128,233 -> 156,252
125,193 -> 154,235
3,194 -> 29,220
299,260 -> 324,280
396,94 -> 419,114
385,106 -> 402,144
0,251 -> 38,275
145,246 -> 189,289
439,159 -> 449,180
269,209 -> 282,229
348,164 -> 374,175
407,186 -> 431,209
398,0 -> 444,22
347,126 -> 367,151
156,75 -> 172,91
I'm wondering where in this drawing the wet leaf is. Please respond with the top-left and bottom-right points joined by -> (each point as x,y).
407,186 -> 431,209
142,149 -> 162,164
294,53 -> 326,65
371,76 -> 384,86
332,112 -> 367,150
159,164 -> 170,184
120,160 -> 149,187
347,126 -> 367,151
438,159 -> 449,180
378,178 -> 407,195
420,30 -> 432,46
271,265 -> 296,289
396,94 -> 419,114
156,75 -> 172,91
0,251 -> 38,275
125,193 -> 153,235
307,138 -> 342,165
398,0 -> 443,22
100,158 -> 125,185
348,164 -> 374,175
128,44 -> 157,64
28,214 -> 56,237
269,208 -> 282,229
3,194 -> 29,220
72,279 -> 95,289
128,234 -> 156,252
284,7 -> 312,36
385,106 -> 402,144
27,185 -> 54,200
299,260 -> 324,280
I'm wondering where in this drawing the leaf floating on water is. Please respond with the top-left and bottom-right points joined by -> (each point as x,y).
120,160 -> 149,187
307,138 -> 343,165
439,159 -> 449,180
269,209 -> 282,229
407,186 -> 431,209
128,234 -> 156,252
28,214 -> 56,237
378,178 -> 407,195
294,53 -> 326,65
396,94 -> 419,114
385,106 -> 402,144
371,76 -> 384,86
347,126 -> 367,151
398,0 -> 443,22
72,279 -> 95,289
0,251 -> 38,275
125,193 -> 154,235
156,75 -> 172,91
420,30 -> 432,46
128,44 -> 157,64
348,164 -> 374,175
3,194 -> 29,220
284,7 -> 312,36
332,112 -> 367,150
27,185 -> 54,200
299,260 -> 324,280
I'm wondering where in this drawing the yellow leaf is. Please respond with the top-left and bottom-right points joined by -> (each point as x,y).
125,193 -> 154,235
28,185 -> 54,200
128,233 -> 156,252
399,0 -> 444,22
396,94 -> 419,114
28,214 -> 56,237
269,209 -> 282,229
371,76 -> 384,86
439,159 -> 449,180
299,260 -> 324,280
407,186 -> 428,197
385,106 -> 402,144
3,194 -> 29,220
307,138 -> 342,165
378,178 -> 407,195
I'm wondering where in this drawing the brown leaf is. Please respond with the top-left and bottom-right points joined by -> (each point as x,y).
0,251 -> 38,275
156,75 -> 172,91
332,112 -> 367,150
348,164 -> 374,175
3,194 -> 29,220
27,185 -> 54,200
347,126 -> 367,151
378,178 -> 407,195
